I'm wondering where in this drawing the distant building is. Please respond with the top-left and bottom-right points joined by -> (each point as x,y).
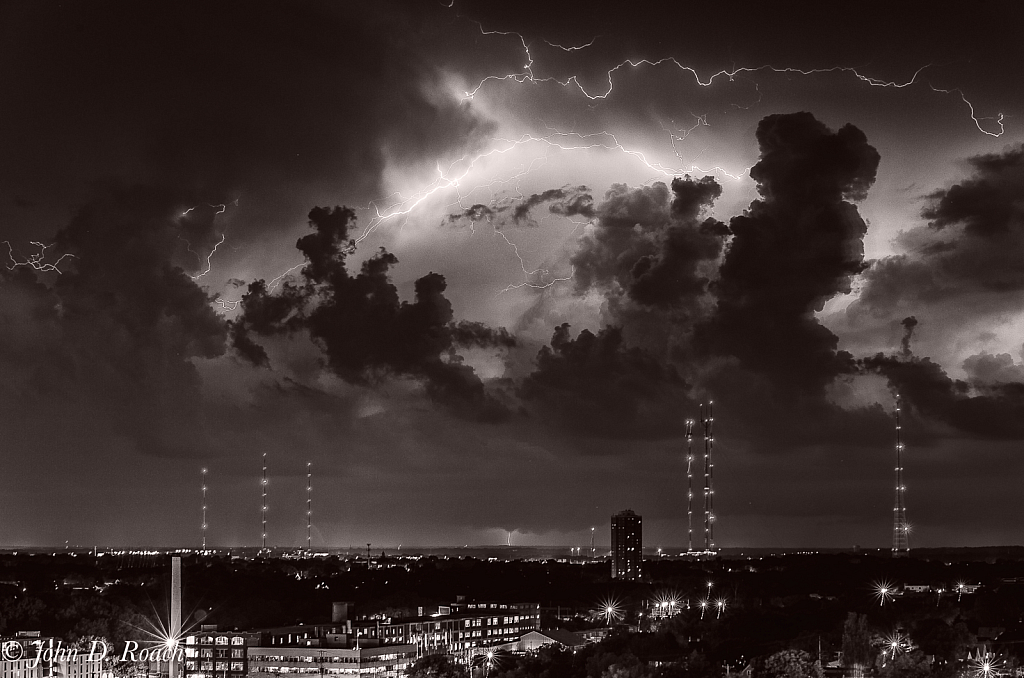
503,630 -> 587,653
611,510 -> 642,580
235,599 -> 539,675
247,644 -> 416,678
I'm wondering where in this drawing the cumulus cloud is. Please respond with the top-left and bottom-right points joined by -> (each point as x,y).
571,176 -> 727,316
231,206 -> 515,422
854,143 -> 1024,315
695,112 -> 879,392
520,324 -> 690,439
963,351 -> 1024,385
861,353 -> 1024,439
838,144 -> 1024,438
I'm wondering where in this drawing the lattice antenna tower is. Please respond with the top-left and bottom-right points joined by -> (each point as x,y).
306,462 -> 312,552
700,401 -> 716,551
201,468 -> 208,551
261,453 -> 268,554
892,397 -> 910,557
685,418 -> 695,552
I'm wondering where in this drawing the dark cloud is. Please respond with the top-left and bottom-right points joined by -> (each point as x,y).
842,143 -> 1024,440
511,186 -> 594,223
451,321 -> 517,349
962,351 -> 1024,385
861,353 -> 1024,440
1,185 -> 227,455
519,121 -> 885,445
855,143 -> 1024,317
696,112 -> 879,392
900,316 -> 918,357
0,1 -> 498,240
520,324 -> 690,439
232,206 -> 513,422
445,186 -> 593,228
923,146 -> 1024,237
571,177 -> 726,310
447,204 -> 498,224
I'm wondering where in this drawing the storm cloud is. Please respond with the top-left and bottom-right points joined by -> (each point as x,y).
232,206 -> 514,422
1,186 -> 228,455
696,112 -> 880,392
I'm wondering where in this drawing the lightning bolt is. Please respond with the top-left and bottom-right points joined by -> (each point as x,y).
543,37 -> 599,52
213,263 -> 304,313
3,240 -> 76,274
226,12 -> 1008,310
458,21 -> 1004,136
178,202 -> 236,281
190,233 -> 226,281
354,127 -> 746,244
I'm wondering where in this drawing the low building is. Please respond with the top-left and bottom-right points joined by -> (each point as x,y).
247,645 -> 416,678
182,628 -> 259,678
233,600 -> 539,676
251,601 -> 540,656
503,630 -> 587,653
355,601 -> 540,653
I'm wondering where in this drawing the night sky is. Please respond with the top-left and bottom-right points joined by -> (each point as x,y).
2,0 -> 1023,549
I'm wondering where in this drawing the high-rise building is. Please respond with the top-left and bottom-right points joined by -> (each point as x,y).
611,510 -> 642,580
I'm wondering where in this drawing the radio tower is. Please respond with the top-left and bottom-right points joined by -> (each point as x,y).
306,462 -> 312,552
261,453 -> 268,554
685,418 -> 695,552
201,468 -> 208,551
892,398 -> 910,557
700,401 -> 716,552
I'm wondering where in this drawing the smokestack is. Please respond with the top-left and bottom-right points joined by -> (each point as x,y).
170,556 -> 181,678
331,602 -> 351,623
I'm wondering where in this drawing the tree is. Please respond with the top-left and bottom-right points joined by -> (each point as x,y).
406,654 -> 469,678
843,613 -> 874,674
875,650 -> 933,678
601,654 -> 647,678
763,650 -> 821,678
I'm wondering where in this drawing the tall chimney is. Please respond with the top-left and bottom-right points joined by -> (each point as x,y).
170,556 -> 182,678
331,602 -> 351,623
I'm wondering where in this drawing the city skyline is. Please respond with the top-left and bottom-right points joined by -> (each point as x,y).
1,1 -> 1023,549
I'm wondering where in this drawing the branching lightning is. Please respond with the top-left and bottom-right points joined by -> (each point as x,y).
178,202 -> 235,282
222,9 -> 1006,315
458,22 -> 1004,136
3,241 -> 76,274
